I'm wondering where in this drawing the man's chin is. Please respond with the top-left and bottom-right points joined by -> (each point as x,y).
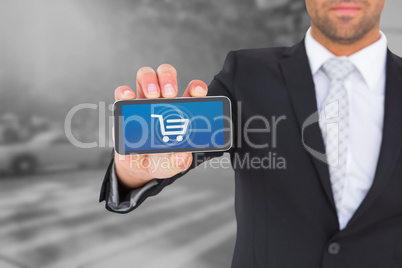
325,20 -> 366,43
329,31 -> 365,45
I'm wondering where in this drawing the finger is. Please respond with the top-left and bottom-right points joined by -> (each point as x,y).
136,67 -> 161,99
170,152 -> 193,173
157,64 -> 178,98
114,153 -> 155,185
145,152 -> 193,178
182,80 -> 208,97
114,86 -> 136,101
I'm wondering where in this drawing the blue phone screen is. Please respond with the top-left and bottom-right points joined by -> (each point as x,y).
121,101 -> 225,152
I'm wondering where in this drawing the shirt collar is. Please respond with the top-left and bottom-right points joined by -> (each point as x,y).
304,27 -> 388,92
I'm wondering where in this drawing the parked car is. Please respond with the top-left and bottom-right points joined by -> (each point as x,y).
0,131 -> 112,175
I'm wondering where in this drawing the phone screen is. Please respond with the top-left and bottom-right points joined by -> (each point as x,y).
114,97 -> 232,155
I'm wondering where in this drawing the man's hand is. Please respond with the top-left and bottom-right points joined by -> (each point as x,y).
114,64 -> 208,189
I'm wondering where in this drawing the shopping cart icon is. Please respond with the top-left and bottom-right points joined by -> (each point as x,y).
151,114 -> 190,142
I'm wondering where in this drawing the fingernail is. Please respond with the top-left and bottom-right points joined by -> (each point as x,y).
123,90 -> 133,96
164,84 -> 175,96
147,84 -> 158,94
195,86 -> 205,92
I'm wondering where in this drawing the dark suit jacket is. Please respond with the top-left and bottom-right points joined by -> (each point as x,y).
100,40 -> 402,268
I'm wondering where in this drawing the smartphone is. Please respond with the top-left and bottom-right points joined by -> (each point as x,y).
114,96 -> 232,155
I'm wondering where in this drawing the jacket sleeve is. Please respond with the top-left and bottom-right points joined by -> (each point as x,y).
99,51 -> 237,214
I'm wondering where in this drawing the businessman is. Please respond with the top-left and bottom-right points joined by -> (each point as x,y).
100,0 -> 402,267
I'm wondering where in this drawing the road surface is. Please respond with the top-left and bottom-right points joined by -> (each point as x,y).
0,158 -> 235,268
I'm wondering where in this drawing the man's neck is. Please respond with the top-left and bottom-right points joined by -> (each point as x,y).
310,25 -> 382,57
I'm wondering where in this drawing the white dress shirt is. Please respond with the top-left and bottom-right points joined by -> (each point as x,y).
108,30 -> 389,229
305,28 -> 388,229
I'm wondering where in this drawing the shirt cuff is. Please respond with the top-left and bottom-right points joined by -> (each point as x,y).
107,163 -> 159,213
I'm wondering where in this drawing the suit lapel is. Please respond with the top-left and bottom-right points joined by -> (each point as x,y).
278,43 -> 402,229
279,41 -> 336,212
346,50 -> 402,228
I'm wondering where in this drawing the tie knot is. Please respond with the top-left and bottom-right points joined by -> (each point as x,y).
322,58 -> 356,82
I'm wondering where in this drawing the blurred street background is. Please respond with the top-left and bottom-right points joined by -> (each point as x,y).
0,0 -> 401,267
